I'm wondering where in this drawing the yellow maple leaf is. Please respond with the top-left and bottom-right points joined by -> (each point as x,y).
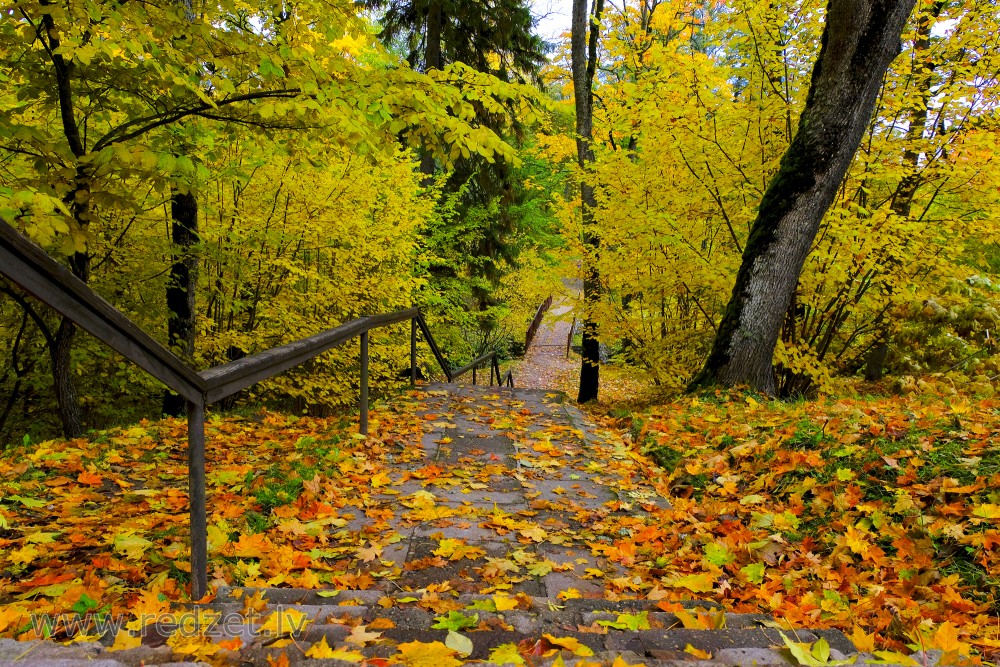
259,608 -> 311,636
850,626 -> 875,653
972,504 -> 1000,520
0,606 -> 30,634
930,622 -> 970,656
395,640 -> 463,667
684,644 -> 711,660
305,636 -> 365,661
168,632 -> 221,660
433,538 -> 485,561
662,572 -> 716,593
488,643 -> 526,665
9,545 -> 39,566
611,656 -> 646,667
492,592 -> 519,611
344,624 -> 382,646
543,634 -> 595,657
518,525 -> 547,542
108,630 -> 141,652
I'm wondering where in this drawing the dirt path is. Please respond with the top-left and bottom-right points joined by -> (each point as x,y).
514,296 -> 577,392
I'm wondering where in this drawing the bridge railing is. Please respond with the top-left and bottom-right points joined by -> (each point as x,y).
0,221 -> 513,599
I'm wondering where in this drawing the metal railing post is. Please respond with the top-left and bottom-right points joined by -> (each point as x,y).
472,365 -> 476,385
410,318 -> 417,387
187,399 -> 207,601
360,330 -> 369,435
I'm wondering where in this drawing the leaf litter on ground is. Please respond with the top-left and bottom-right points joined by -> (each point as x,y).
0,387 -> 997,664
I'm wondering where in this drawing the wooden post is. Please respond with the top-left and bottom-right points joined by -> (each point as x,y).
472,365 -> 476,385
187,399 -> 207,601
410,318 -> 417,387
566,317 -> 576,359
360,331 -> 369,435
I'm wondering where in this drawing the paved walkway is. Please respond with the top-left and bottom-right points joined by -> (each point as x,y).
515,296 -> 577,392
0,385 -> 878,666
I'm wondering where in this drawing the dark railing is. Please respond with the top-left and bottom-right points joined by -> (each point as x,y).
0,221 -> 513,599
524,295 -> 553,351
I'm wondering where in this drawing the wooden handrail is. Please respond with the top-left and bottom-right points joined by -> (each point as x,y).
451,351 -> 497,380
525,295 -> 553,351
200,309 -> 418,403
0,220 -> 517,600
0,221 -> 206,401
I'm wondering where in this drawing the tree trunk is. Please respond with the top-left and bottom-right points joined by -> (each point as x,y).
572,0 -> 604,403
425,1 -> 443,72
163,189 -> 199,417
418,1 -> 444,178
41,6 -> 90,437
689,0 -> 916,395
52,250 -> 89,437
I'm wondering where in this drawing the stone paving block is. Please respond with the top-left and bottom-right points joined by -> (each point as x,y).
722,613 -> 775,629
0,661 -> 128,667
641,629 -> 818,654
461,630 -> 528,660
314,606 -> 370,623
603,631 -> 645,654
299,624 -> 353,645
559,599 -> 654,614
712,648 -> 793,666
378,627 -> 449,646
543,572 -> 608,599
492,611 -> 543,635
811,629 -> 857,656
0,639 -> 104,661
367,605 -> 434,630
433,488 -> 525,506
414,520 -> 504,543
93,646 -> 178,666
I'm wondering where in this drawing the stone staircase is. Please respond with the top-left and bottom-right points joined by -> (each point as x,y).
1,588 -> 947,666
0,385 -> 949,666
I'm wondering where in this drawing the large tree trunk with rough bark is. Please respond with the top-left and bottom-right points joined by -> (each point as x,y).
163,189 -> 199,416
689,0 -> 916,395
572,0 -> 603,403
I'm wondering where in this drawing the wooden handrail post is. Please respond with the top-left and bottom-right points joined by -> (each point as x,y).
566,317 -> 576,359
360,330 -> 369,435
410,318 -> 417,387
472,365 -> 476,385
186,399 -> 207,601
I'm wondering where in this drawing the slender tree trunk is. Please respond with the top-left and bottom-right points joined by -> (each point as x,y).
163,189 -> 199,416
44,3 -> 91,435
690,0 -> 916,395
418,0 -> 445,177
572,0 -> 604,403
425,1 -> 443,72
52,249 -> 89,437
